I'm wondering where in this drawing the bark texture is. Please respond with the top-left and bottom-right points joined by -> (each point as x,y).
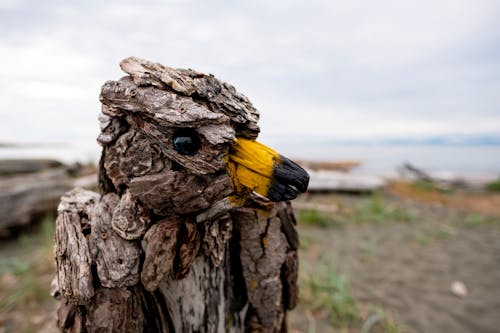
54,57 -> 300,332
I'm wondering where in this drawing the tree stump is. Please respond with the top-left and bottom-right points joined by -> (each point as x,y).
53,57 -> 308,332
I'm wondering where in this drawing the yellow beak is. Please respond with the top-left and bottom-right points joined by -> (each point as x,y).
227,138 -> 309,202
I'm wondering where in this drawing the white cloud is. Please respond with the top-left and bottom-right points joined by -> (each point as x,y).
0,0 -> 499,147
0,0 -> 24,9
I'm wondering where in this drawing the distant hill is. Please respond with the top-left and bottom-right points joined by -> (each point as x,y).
374,134 -> 500,146
269,134 -> 500,146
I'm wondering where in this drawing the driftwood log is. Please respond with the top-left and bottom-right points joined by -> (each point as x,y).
295,160 -> 361,172
53,57 -> 308,332
0,158 -> 63,175
306,170 -> 386,193
0,167 -> 72,236
0,161 -> 98,236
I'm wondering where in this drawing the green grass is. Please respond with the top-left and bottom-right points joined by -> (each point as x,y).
299,233 -> 314,250
297,196 -> 413,228
360,237 -> 378,260
361,308 -> 403,333
412,180 -> 452,194
300,265 -> 360,328
0,216 -> 56,313
460,213 -> 500,228
354,195 -> 412,224
416,224 -> 456,245
298,208 -> 346,228
486,180 -> 500,192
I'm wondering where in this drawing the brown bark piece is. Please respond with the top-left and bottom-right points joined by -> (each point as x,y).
111,190 -> 150,240
283,250 -> 299,310
277,201 -> 299,250
128,169 -> 232,215
141,217 -> 181,291
97,113 -> 128,145
89,193 -> 141,288
57,297 -> 83,333
86,287 -> 146,333
117,130 -> 168,179
119,56 -> 259,139
102,129 -> 171,192
233,204 -> 288,332
202,214 -> 233,267
55,188 -> 99,303
276,201 -> 300,310
175,220 -> 201,279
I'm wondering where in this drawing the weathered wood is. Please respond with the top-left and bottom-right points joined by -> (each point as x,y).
158,255 -> 231,333
0,168 -> 72,235
111,190 -> 150,240
277,201 -> 299,251
0,163 -> 98,236
141,217 -> 181,291
283,250 -> 299,310
307,169 -> 386,192
232,203 -> 288,332
86,287 -> 146,333
399,162 -> 499,190
55,188 -> 99,303
276,201 -> 300,311
90,193 -> 141,288
97,113 -> 128,145
401,162 -> 434,182
0,158 -> 63,175
296,159 -> 361,172
54,57 -> 305,333
201,213 -> 233,266
119,56 -> 260,139
127,169 -> 233,216
57,297 -> 83,333
175,219 -> 201,279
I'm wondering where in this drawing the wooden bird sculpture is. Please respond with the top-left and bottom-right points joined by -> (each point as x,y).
53,57 -> 309,333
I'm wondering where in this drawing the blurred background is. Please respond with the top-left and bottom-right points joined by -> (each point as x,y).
1,0 -> 499,332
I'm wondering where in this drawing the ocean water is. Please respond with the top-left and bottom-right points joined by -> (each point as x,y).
276,143 -> 500,176
1,142 -> 499,176
0,143 -> 102,166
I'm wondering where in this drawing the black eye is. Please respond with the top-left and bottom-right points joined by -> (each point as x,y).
172,129 -> 200,156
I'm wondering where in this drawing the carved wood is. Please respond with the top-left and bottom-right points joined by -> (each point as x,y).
54,57 -> 301,333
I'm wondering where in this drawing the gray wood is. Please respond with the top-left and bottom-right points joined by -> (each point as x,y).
0,168 -> 72,235
90,193 -> 141,289
55,189 -> 99,303
307,169 -> 386,192
401,162 -> 435,183
141,217 -> 180,291
0,158 -> 63,175
0,163 -> 98,236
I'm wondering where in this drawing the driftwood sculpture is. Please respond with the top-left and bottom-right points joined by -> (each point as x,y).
53,57 -> 309,332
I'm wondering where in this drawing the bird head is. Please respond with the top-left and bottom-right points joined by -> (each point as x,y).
97,57 -> 309,217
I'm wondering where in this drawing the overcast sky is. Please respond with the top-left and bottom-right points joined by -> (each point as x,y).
1,0 -> 499,147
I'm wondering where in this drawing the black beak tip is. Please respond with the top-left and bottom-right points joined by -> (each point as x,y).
267,183 -> 297,202
267,156 -> 310,202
